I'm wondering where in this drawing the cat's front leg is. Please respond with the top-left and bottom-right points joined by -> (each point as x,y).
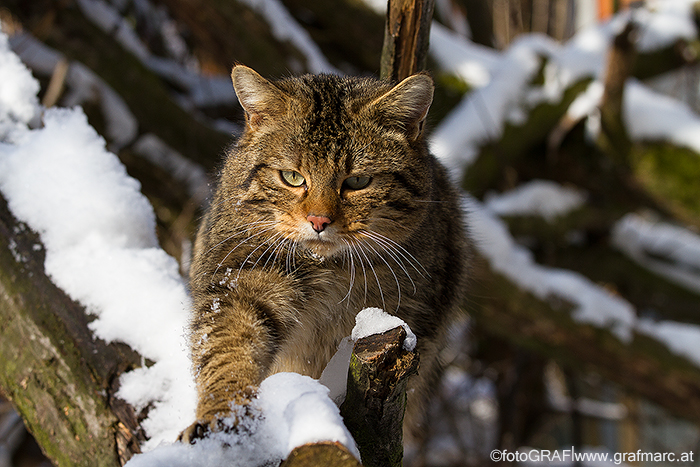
179,292 -> 273,443
180,270 -> 295,443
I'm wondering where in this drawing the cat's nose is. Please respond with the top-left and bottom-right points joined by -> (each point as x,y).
307,214 -> 331,233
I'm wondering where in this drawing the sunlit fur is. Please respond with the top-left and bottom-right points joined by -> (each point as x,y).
187,66 -> 470,439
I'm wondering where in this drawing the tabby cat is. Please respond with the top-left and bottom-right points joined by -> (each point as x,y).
181,65 -> 469,442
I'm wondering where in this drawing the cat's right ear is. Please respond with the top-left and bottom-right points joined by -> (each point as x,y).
232,65 -> 287,132
368,73 -> 434,142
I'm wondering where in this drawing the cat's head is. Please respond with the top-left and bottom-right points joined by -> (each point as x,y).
222,65 -> 435,260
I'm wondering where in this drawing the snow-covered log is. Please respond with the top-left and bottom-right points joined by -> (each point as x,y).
341,325 -> 419,467
0,193 -> 143,467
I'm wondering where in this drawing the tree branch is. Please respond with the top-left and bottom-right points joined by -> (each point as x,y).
380,0 -> 436,81
0,193 -> 143,467
340,327 -> 419,467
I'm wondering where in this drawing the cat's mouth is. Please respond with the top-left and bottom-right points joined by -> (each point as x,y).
298,225 -> 353,258
302,235 -> 342,258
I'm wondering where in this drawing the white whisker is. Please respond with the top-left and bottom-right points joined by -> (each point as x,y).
366,230 -> 429,278
212,224 -> 279,280
362,232 -> 418,294
339,239 -> 356,304
354,241 -> 385,311
205,220 -> 277,256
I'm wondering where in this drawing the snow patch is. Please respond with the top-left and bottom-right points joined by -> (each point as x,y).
125,373 -> 360,467
0,34 -> 195,449
352,307 -> 417,351
637,319 -> 700,368
484,180 -> 587,222
467,196 -> 637,342
612,213 -> 700,294
625,79 -> 700,154
236,0 -> 338,74
0,30 -> 40,139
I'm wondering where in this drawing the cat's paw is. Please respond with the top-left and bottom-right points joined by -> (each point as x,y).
178,401 -> 261,444
178,418 -> 219,444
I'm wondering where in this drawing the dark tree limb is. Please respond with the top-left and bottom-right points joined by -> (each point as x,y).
340,327 -> 419,467
380,0 -> 436,81
598,20 -> 638,162
471,257 -> 700,424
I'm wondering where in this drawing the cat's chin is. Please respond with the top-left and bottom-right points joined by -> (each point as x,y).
303,238 -> 343,260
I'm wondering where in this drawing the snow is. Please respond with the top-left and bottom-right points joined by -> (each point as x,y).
466,196 -> 637,342
131,133 -> 210,202
125,373 -> 359,467
319,336 -> 354,404
11,32 -> 139,150
126,308 -> 414,466
0,33 -> 196,449
0,31 -> 40,139
319,307 -> 416,405
635,1 -> 698,51
625,80 -> 700,154
430,35 -> 557,177
351,307 -> 417,351
612,213 -> 700,294
73,0 -> 239,115
237,0 -> 338,74
429,22 -> 498,88
636,319 -> 700,368
484,180 -> 587,222
429,0 -> 700,179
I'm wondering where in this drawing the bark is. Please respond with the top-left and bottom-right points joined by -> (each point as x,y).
380,0 -> 436,81
0,193 -> 144,467
340,327 -> 419,467
281,442 -> 362,467
459,0 -> 494,47
598,20 -> 638,163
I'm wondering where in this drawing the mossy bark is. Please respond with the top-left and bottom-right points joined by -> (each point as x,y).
630,142 -> 700,230
0,193 -> 143,467
340,327 -> 419,467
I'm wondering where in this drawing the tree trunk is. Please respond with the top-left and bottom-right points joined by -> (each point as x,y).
380,0 -> 436,81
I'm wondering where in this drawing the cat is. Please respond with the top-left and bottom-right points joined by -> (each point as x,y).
180,65 -> 470,443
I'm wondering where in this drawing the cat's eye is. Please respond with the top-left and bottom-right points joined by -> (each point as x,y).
281,170 -> 306,187
343,176 -> 371,190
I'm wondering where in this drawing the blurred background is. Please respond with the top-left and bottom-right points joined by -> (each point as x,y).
2,0 -> 700,465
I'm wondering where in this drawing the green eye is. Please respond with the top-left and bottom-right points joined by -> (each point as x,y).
344,176 -> 371,190
281,170 -> 306,187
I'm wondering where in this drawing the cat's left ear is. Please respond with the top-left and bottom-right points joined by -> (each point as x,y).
369,73 -> 434,141
232,65 -> 287,132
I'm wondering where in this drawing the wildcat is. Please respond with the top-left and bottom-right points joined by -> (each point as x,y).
181,65 -> 469,442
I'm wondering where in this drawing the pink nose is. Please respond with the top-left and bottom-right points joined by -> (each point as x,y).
307,214 -> 331,233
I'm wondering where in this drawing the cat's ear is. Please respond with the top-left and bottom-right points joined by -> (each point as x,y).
232,65 -> 287,131
369,73 -> 434,141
